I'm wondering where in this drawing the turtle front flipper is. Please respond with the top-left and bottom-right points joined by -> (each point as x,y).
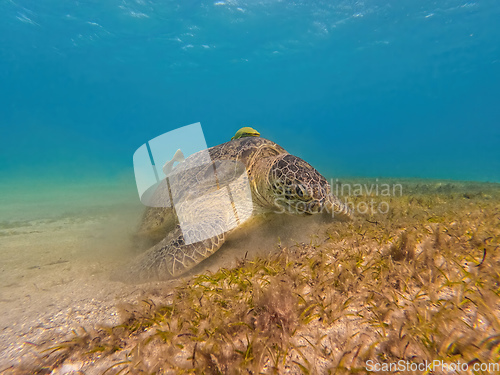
128,160 -> 253,282
128,220 -> 227,282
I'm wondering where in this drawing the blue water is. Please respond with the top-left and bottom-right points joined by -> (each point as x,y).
1,0 -> 499,184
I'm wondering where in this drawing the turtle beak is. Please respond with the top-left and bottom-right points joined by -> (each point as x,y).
306,201 -> 321,214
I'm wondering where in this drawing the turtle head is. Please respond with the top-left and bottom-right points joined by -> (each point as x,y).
267,154 -> 350,217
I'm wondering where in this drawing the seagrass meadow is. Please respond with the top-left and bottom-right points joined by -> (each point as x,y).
3,179 -> 499,375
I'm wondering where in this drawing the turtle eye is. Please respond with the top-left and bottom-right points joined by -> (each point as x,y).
296,185 -> 305,198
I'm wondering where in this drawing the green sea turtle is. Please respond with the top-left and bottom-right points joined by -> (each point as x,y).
231,126 -> 260,140
130,137 -> 351,282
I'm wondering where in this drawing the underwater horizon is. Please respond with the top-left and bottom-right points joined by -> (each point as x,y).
1,0 -> 499,185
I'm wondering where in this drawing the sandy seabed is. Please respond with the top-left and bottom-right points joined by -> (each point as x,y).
0,181 -> 146,369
